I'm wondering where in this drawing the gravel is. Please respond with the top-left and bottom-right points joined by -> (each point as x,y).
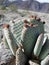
0,42 -> 15,65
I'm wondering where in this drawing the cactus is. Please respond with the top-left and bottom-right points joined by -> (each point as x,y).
2,24 -> 18,56
33,34 -> 48,58
33,33 -> 44,57
39,39 -> 49,60
2,16 -> 49,65
9,17 -> 44,57
21,19 -> 44,57
16,47 -> 27,65
1,35 -> 9,49
29,60 -> 39,65
41,55 -> 49,65
10,20 -> 24,44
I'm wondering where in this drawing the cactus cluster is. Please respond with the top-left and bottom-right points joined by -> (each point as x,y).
1,15 -> 49,65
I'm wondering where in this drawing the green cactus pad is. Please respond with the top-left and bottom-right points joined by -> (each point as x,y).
3,27 -> 18,56
10,18 -> 44,57
33,33 -> 44,57
21,19 -> 44,57
39,39 -> 49,60
41,55 -> 49,65
10,20 -> 24,44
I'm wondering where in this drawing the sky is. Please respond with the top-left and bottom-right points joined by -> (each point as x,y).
36,0 -> 49,3
9,0 -> 49,3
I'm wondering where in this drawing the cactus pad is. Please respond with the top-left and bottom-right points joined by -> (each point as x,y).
10,17 -> 44,57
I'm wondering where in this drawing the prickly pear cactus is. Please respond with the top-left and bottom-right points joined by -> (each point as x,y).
39,39 -> 49,60
1,36 -> 9,49
10,20 -> 24,44
32,33 -> 48,61
2,15 -> 49,65
29,60 -> 39,65
30,19 -> 44,34
2,24 -> 18,56
41,55 -> 49,65
33,33 -> 44,57
10,17 -> 44,57
21,19 -> 44,57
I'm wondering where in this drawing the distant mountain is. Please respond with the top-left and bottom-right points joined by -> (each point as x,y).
0,0 -> 10,6
1,0 -> 49,13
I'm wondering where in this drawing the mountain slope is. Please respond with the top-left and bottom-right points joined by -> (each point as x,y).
1,0 -> 49,13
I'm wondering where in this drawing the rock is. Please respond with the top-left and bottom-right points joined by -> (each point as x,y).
0,43 -> 15,65
16,48 -> 27,65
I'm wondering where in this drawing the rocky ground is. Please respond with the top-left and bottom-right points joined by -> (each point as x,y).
0,42 -> 15,65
